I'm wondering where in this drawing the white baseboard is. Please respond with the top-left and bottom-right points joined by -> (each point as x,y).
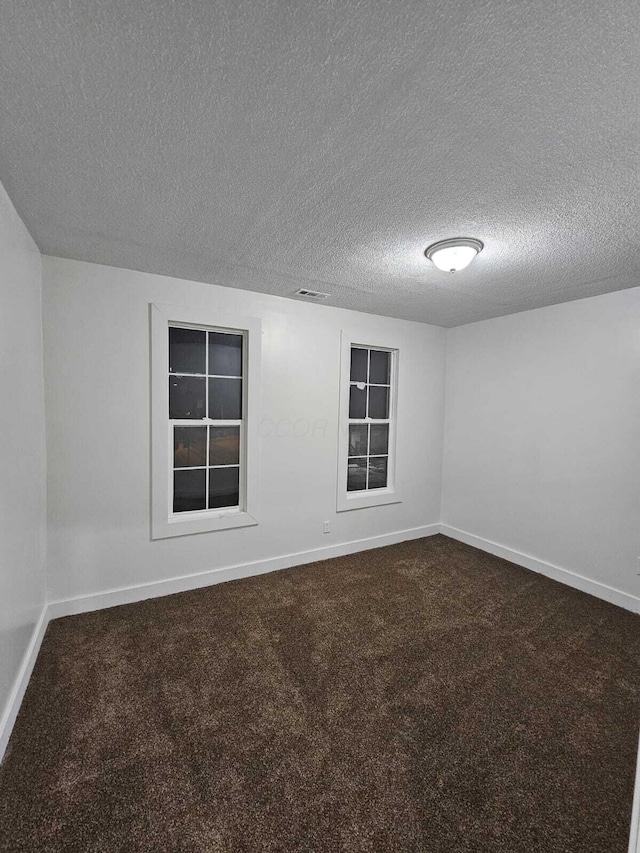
439,524 -> 640,614
0,604 -> 49,763
48,524 -> 440,620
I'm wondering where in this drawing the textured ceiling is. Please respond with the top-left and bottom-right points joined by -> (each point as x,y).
1,0 -> 639,326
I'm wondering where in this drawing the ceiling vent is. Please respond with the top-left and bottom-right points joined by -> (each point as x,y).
294,288 -> 330,300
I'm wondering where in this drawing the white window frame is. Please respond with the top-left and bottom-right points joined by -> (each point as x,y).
150,302 -> 261,539
336,331 -> 402,512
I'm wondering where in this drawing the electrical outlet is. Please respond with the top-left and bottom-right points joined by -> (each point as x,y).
323,521 -> 331,534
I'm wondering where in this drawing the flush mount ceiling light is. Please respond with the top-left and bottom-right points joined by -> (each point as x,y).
424,237 -> 484,273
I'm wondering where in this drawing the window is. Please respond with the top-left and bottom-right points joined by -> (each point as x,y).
347,346 -> 391,492
337,333 -> 401,512
151,304 -> 260,539
170,326 -> 243,514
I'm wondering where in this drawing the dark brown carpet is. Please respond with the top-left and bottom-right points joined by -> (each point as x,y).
1,535 -> 638,852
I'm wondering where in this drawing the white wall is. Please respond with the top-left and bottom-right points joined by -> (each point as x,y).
42,257 -> 446,603
442,287 -> 640,602
0,183 -> 47,733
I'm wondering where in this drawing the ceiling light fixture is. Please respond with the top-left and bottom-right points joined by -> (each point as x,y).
424,237 -> 484,273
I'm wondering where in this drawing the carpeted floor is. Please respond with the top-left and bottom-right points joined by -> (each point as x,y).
1,535 -> 638,852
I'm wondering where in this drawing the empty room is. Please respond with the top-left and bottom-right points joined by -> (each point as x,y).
0,1 -> 638,851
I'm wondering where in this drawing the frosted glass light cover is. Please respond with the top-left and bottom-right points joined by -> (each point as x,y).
425,238 -> 484,272
431,245 -> 477,271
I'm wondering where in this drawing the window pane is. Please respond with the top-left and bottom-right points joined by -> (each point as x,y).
208,378 -> 242,420
210,427 -> 240,466
209,332 -> 242,377
369,423 -> 389,456
209,466 -> 240,508
350,347 -> 368,382
174,426 -> 207,468
369,350 -> 390,385
173,468 -> 206,512
169,327 -> 206,375
368,385 -> 389,419
349,384 -> 366,419
169,376 -> 206,419
368,456 -> 388,490
347,458 -> 368,492
348,424 -> 368,457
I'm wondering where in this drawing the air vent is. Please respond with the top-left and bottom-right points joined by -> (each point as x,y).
294,288 -> 330,300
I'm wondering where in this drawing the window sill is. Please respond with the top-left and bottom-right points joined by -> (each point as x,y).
152,510 -> 258,540
336,488 -> 402,513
